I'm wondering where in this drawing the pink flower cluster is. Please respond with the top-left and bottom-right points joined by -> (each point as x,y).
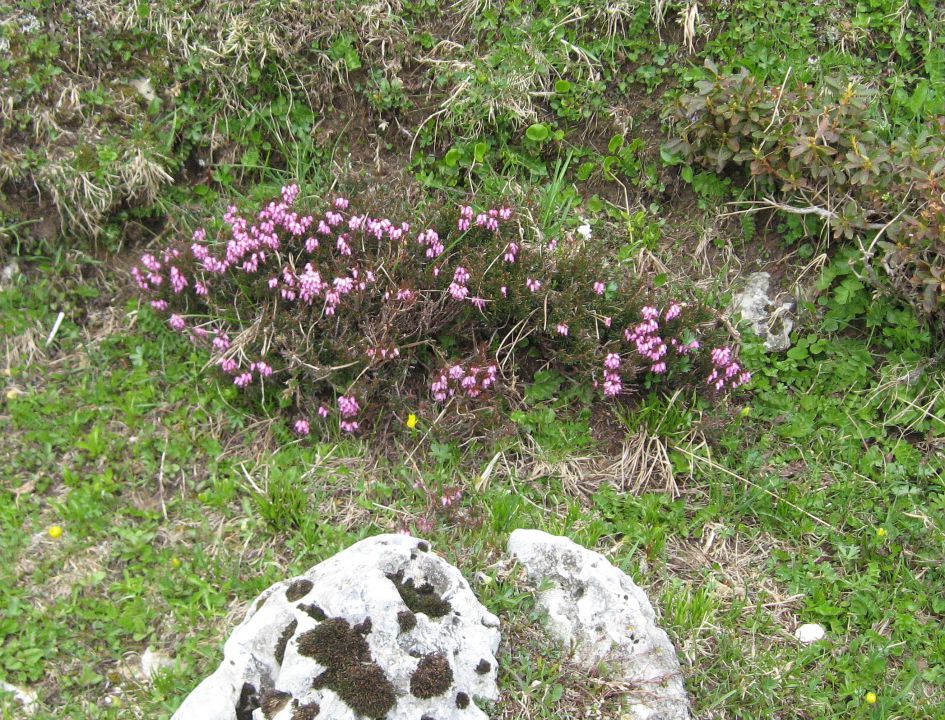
602,352 -> 622,397
431,362 -> 499,401
707,347 -> 751,391
132,182 -> 751,442
624,305 -> 699,375
418,228 -> 444,258
338,394 -> 360,433
458,205 -> 512,233
449,266 -> 471,301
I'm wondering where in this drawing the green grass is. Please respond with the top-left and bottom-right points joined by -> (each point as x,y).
2,0 -> 944,718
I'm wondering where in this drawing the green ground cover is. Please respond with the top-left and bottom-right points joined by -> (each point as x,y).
2,0 -> 944,718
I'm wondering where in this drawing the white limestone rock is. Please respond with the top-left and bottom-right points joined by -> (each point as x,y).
173,534 -> 500,720
730,271 -> 795,352
507,529 -> 689,720
794,623 -> 826,644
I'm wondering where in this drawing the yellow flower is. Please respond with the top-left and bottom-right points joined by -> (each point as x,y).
5,388 -> 20,400
406,413 -> 418,429
48,525 -> 63,539
739,406 -> 751,417
876,527 -> 886,538
171,557 -> 182,568
865,692 -> 877,705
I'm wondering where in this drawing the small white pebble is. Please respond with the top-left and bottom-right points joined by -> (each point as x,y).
794,623 -> 826,644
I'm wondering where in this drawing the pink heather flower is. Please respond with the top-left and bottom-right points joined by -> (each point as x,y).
293,418 -> 310,436
665,303 -> 682,321
318,405 -> 329,418
470,296 -> 487,310
641,306 -> 660,321
499,207 -> 512,220
150,299 -> 168,312
448,282 -> 469,301
556,324 -> 568,336
604,316 -> 612,327
334,197 -> 349,210
547,238 -> 557,252
604,353 -> 621,370
526,278 -> 541,293
500,286 -> 507,297
254,362 -> 273,377
168,314 -> 186,331
448,365 -> 464,381
593,281 -> 605,295
396,288 -> 415,302
212,334 -> 230,352
651,362 -> 667,374
503,242 -> 519,263
338,394 -> 359,418
603,373 -> 622,397
140,254 -> 161,272
457,218 -> 471,231
234,372 -> 253,388
195,281 -> 208,296
169,266 -> 187,294
218,358 -> 238,374
340,420 -> 360,433
453,266 -> 470,284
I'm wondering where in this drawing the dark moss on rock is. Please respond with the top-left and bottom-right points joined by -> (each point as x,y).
290,699 -> 320,720
298,603 -> 327,621
299,617 -> 395,719
297,618 -> 370,665
235,682 -> 260,720
410,654 -> 453,699
275,619 -> 298,665
313,659 -> 396,719
387,570 -> 451,618
397,610 -> 417,633
417,541 -> 430,552
286,579 -> 314,602
455,691 -> 470,709
474,659 -> 491,674
261,689 -> 292,719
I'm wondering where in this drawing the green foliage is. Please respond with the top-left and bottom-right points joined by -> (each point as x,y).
668,64 -> 945,322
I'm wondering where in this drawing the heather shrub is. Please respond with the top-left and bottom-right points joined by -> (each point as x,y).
131,185 -> 744,437
665,62 -> 945,327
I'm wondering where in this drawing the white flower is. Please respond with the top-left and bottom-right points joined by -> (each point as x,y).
576,223 -> 592,240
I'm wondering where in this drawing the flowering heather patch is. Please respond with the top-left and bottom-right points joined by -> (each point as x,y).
131,184 -> 745,438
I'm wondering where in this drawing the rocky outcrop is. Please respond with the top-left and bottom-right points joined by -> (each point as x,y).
173,534 -> 500,720
730,271 -> 795,352
507,529 -> 689,720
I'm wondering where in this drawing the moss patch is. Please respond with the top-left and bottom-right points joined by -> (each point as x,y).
261,689 -> 292,719
275,619 -> 298,665
410,653 -> 453,699
286,579 -> 314,602
475,659 -> 491,674
387,570 -> 451,618
290,699 -> 320,720
456,691 -> 470,709
397,610 -> 417,633
298,617 -> 395,719
299,603 -> 327,621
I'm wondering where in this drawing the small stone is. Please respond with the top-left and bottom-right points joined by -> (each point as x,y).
140,648 -> 174,681
794,623 -> 826,644
0,680 -> 37,715
730,272 -> 795,352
